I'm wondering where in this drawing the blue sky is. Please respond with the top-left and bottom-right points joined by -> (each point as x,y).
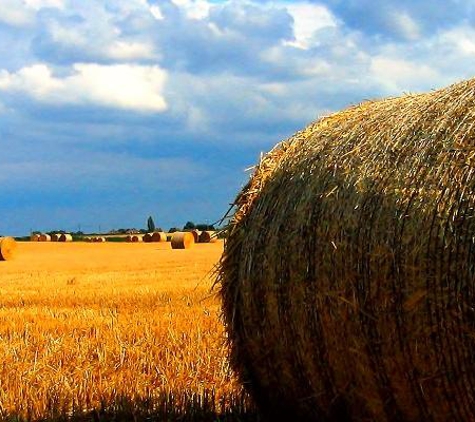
0,0 -> 474,235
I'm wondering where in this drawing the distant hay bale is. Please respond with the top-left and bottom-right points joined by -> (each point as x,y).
151,231 -> 167,242
0,237 -> 16,261
219,77 -> 475,422
30,234 -> 40,242
126,235 -> 133,242
95,236 -> 106,242
58,234 -> 73,242
143,233 -> 153,242
38,233 -> 51,242
198,231 -> 217,243
51,233 -> 61,242
191,229 -> 201,242
171,232 -> 194,249
131,235 -> 142,243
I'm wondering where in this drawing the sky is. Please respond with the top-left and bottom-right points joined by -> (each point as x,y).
1,0 -> 475,235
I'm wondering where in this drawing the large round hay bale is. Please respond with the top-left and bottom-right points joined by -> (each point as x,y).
30,233 -> 40,242
191,229 -> 200,242
143,233 -> 153,242
198,230 -> 217,243
51,233 -> 61,242
38,233 -> 51,242
151,231 -> 167,242
0,237 -> 16,261
58,233 -> 72,242
219,77 -> 475,422
171,232 -> 194,249
126,234 -> 133,242
95,236 -> 106,242
131,235 -> 142,242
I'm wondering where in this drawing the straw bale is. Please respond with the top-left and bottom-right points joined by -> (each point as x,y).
191,229 -> 201,242
38,233 -> 51,242
126,235 -> 133,242
95,237 -> 106,242
171,232 -> 194,249
51,233 -> 61,242
219,77 -> 475,422
143,233 -> 153,242
198,231 -> 217,243
0,237 -> 16,261
131,235 -> 142,242
58,233 -> 73,242
30,234 -> 40,242
151,231 -> 167,242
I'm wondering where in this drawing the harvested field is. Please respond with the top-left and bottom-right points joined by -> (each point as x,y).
0,241 -> 255,421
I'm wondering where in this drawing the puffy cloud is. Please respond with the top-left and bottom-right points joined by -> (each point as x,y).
0,0 -> 34,26
370,57 -> 440,93
2,0 -> 475,235
24,0 -> 64,9
283,3 -> 338,49
0,63 -> 168,111
171,0 -> 212,20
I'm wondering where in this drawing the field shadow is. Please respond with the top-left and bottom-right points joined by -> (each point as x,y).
4,390 -> 261,422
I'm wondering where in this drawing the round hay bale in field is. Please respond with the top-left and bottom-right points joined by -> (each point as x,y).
51,233 -> 61,242
171,232 -> 194,249
38,233 -> 51,242
151,231 -> 167,242
219,77 -> 475,422
143,233 -> 153,242
95,236 -> 106,242
30,234 -> 40,242
131,235 -> 142,243
191,229 -> 201,243
58,233 -> 72,242
126,234 -> 133,242
198,230 -> 217,243
0,237 -> 16,261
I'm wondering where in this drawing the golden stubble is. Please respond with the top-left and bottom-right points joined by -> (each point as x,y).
0,241 -> 241,419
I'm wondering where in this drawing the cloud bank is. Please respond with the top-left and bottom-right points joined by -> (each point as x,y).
1,0 -> 475,234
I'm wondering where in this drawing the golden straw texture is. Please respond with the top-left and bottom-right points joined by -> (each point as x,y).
0,237 -> 16,261
171,232 -> 195,249
219,77 -> 475,421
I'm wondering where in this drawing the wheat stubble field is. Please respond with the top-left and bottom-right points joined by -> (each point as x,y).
0,241 -> 255,421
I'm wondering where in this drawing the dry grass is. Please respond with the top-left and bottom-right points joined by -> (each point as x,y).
0,241 -> 253,421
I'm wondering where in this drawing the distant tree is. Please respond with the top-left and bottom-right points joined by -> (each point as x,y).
147,216 -> 156,232
168,227 -> 179,233
183,221 -> 195,230
196,223 -> 215,231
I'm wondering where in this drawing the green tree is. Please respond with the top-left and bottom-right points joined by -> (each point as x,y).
184,221 -> 195,230
147,216 -> 156,232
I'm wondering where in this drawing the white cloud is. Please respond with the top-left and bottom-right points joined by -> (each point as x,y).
149,4 -> 164,20
24,0 -> 64,10
0,0 -> 33,26
171,0 -> 213,20
283,3 -> 338,49
106,41 -> 155,60
0,0 -> 64,26
370,57 -> 440,93
0,63 -> 168,112
389,10 -> 420,41
440,26 -> 475,56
